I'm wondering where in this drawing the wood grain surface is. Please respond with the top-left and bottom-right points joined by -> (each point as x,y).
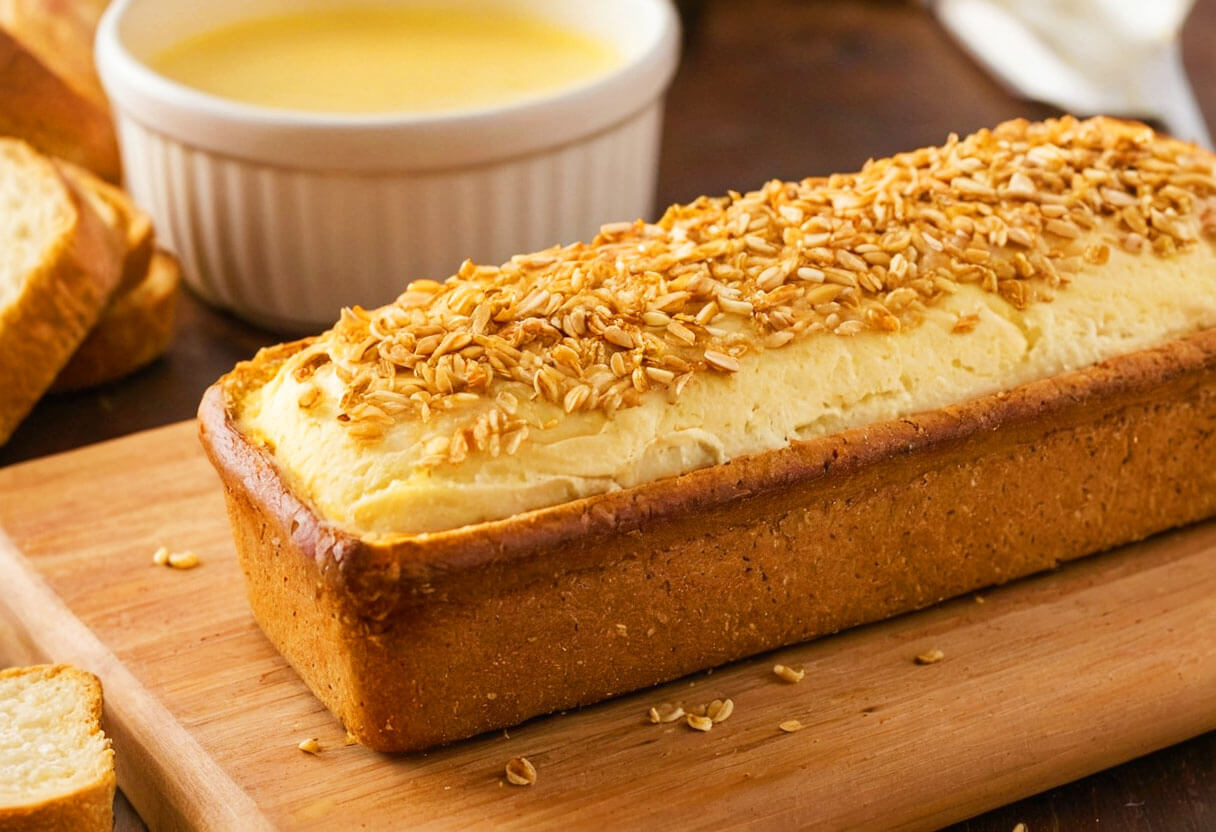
2,1 -> 1216,828
0,423 -> 1214,830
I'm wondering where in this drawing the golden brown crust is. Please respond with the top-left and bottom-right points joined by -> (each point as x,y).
0,152 -> 123,444
52,251 -> 179,393
0,27 -> 119,183
0,665 -> 115,832
199,328 -> 1216,751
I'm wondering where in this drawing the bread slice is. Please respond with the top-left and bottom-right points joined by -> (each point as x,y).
56,160 -> 154,293
0,138 -> 124,445
0,27 -> 120,183
53,250 -> 179,392
0,665 -> 115,832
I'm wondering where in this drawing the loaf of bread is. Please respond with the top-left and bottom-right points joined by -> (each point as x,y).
0,665 -> 115,832
200,117 -> 1216,751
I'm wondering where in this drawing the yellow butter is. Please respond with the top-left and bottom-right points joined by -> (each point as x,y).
151,7 -> 619,114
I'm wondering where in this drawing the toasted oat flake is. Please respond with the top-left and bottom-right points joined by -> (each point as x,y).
686,713 -> 713,732
779,720 -> 804,733
915,649 -> 945,665
707,698 -> 735,723
647,706 -> 661,724
505,756 -> 537,786
298,738 -> 321,754
166,551 -> 199,570
653,703 -> 685,723
151,546 -> 170,566
1012,824 -> 1028,832
773,664 -> 805,683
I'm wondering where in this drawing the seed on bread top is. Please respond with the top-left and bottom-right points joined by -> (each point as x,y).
288,116 -> 1216,463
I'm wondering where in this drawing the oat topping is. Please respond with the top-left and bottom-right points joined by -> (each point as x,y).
296,117 -> 1216,463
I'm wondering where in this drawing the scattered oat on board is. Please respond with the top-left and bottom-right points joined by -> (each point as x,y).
650,703 -> 685,724
297,738 -> 321,755
505,756 -> 537,786
707,698 -> 734,723
773,664 -> 805,683
686,713 -> 713,732
288,117 -> 1216,467
153,547 -> 199,569
915,649 -> 945,665
779,720 -> 804,733
167,551 -> 200,570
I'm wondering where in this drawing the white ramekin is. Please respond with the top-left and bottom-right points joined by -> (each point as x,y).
96,0 -> 680,331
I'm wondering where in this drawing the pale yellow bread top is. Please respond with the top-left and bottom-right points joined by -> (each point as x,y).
234,117 -> 1216,537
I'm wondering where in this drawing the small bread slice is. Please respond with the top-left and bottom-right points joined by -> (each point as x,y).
53,250 -> 179,392
0,138 -> 123,444
0,665 -> 115,832
56,160 -> 154,293
0,27 -> 120,183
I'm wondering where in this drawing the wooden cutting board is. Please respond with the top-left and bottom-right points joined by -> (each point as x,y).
1,422 -> 1214,831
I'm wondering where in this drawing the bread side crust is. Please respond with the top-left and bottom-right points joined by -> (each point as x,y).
0,154 -> 123,444
0,665 -> 115,832
199,330 -> 1216,750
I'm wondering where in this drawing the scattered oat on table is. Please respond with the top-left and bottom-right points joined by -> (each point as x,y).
779,720 -> 804,733
297,738 -> 321,755
151,546 -> 170,566
505,756 -> 537,786
914,648 -> 945,665
773,664 -> 805,683
686,713 -> 713,732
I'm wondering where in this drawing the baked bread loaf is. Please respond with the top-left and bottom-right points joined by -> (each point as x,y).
53,250 -> 178,392
0,138 -> 123,445
0,664 -> 115,832
200,117 -> 1216,750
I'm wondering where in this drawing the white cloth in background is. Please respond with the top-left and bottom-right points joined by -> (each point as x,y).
933,0 -> 1211,147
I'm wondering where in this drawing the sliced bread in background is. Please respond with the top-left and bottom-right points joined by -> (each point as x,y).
0,137 -> 123,444
0,0 -> 110,111
0,26 -> 119,183
0,665 -> 115,832
57,160 -> 154,293
54,250 -> 179,392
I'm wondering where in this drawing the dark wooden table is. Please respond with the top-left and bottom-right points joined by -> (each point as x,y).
4,1 -> 1215,828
